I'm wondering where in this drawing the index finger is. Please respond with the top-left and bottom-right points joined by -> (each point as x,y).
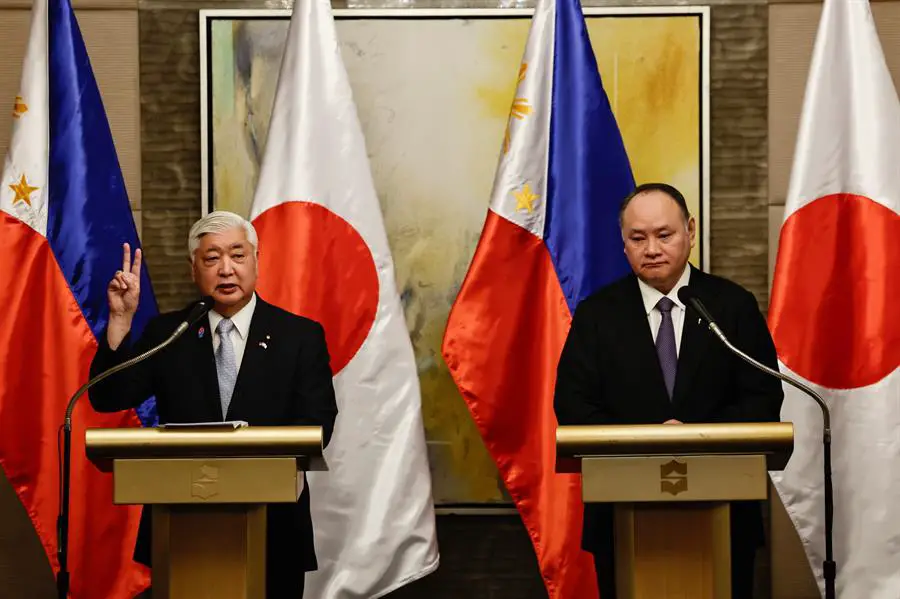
131,247 -> 142,277
122,242 -> 131,273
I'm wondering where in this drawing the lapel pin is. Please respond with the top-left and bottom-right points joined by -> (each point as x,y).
198,326 -> 206,339
259,341 -> 268,349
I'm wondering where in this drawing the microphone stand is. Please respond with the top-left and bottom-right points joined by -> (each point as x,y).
57,301 -> 211,599
693,303 -> 835,599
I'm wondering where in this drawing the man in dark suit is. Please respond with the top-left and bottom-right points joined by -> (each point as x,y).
89,210 -> 338,598
554,183 -> 783,599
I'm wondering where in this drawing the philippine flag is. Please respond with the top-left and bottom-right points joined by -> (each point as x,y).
441,0 -> 636,596
0,0 -> 157,596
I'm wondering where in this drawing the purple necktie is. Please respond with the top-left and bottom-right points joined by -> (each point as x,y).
655,297 -> 677,399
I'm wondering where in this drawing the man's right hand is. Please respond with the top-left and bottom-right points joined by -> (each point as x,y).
106,242 -> 142,350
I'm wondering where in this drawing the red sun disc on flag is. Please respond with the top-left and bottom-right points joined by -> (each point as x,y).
769,193 -> 900,389
253,201 -> 379,375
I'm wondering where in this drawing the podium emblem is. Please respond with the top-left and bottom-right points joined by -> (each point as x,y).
659,459 -> 688,495
191,464 -> 220,499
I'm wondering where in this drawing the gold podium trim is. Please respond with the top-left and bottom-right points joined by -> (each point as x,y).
556,422 -> 793,470
86,425 -> 325,471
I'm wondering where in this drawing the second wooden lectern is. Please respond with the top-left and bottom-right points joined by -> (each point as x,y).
557,422 -> 793,599
86,425 -> 325,599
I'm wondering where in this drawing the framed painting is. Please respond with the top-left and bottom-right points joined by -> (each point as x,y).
200,6 -> 710,506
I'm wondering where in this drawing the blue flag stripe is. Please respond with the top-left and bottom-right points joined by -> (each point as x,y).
544,0 -> 636,314
47,0 -> 158,425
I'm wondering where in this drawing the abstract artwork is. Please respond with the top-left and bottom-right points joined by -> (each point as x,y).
201,7 -> 709,504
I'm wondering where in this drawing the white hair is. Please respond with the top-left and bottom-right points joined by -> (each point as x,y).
188,211 -> 258,261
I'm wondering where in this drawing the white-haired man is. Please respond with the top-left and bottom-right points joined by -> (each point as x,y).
89,211 -> 338,598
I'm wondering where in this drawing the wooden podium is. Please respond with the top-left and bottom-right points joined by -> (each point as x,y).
85,425 -> 325,599
557,422 -> 793,599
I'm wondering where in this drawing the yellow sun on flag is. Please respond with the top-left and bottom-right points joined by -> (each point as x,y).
503,63 -> 532,154
13,96 -> 28,118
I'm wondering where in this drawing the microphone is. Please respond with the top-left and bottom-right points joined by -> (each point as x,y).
56,296 -> 214,599
677,286 -> 836,599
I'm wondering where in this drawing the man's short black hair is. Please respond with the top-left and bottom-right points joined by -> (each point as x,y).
619,183 -> 691,225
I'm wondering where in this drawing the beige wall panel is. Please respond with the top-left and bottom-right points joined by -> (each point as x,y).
768,4 -> 820,206
0,8 -> 140,209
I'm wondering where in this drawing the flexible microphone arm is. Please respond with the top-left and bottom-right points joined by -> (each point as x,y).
678,289 -> 835,599
56,297 -> 213,599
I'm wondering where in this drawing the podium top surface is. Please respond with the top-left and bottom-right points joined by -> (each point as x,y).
557,422 -> 793,469
85,425 -> 324,464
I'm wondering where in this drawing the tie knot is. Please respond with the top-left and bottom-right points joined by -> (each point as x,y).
217,318 -> 234,335
656,297 -> 675,314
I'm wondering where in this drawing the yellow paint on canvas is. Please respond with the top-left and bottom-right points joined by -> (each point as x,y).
588,18 -> 701,265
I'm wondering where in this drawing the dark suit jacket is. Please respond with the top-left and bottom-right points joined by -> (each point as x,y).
89,296 -> 338,573
553,266 -> 783,558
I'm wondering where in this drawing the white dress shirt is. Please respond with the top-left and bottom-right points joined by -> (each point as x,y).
637,266 -> 691,356
208,292 -> 257,373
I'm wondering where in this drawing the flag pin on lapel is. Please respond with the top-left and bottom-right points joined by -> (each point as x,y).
198,326 -> 205,339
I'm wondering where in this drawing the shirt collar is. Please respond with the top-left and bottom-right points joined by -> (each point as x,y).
637,264 -> 691,316
208,292 -> 257,339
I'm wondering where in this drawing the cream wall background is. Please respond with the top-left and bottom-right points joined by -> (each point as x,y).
0,0 -> 895,596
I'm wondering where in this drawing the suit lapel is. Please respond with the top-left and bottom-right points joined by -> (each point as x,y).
192,316 -> 223,420
225,300 -> 273,420
672,267 -> 712,407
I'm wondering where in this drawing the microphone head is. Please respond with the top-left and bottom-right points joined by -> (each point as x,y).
184,296 -> 215,327
677,286 -> 695,306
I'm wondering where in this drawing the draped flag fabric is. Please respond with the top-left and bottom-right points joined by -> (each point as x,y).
441,0 -> 635,595
769,0 -> 900,596
0,0 -> 157,596
248,0 -> 439,595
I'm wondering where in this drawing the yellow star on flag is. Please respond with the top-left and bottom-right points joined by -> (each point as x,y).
9,175 -> 39,206
513,183 -> 539,213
